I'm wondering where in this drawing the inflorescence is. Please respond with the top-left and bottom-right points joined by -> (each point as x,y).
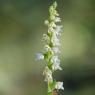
36,1 -> 64,95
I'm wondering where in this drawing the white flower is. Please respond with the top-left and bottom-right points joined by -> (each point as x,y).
43,67 -> 53,82
55,25 -> 63,32
36,53 -> 44,60
52,62 -> 62,70
48,27 -> 54,32
51,35 -> 60,46
55,82 -> 64,90
55,17 -> 61,22
44,45 -> 51,52
44,20 -> 49,25
55,25 -> 63,36
52,47 -> 60,53
43,34 -> 50,44
49,22 -> 56,28
51,56 -> 62,70
43,34 -> 49,40
51,56 -> 60,64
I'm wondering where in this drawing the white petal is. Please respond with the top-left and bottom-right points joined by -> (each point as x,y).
51,56 -> 60,64
44,45 -> 51,52
51,35 -> 60,46
43,67 -> 53,82
36,53 -> 44,60
55,82 -> 64,90
44,20 -> 49,25
55,17 -> 61,22
52,47 -> 60,53
52,64 -> 62,70
51,56 -> 62,70
55,25 -> 63,33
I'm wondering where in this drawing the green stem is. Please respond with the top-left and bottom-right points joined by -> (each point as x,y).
48,81 -> 52,95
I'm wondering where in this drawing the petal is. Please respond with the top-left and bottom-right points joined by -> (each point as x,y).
36,53 -> 44,60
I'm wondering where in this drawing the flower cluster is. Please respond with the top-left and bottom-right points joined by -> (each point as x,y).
36,1 -> 64,95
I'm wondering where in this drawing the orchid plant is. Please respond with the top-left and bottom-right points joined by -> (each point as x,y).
36,1 -> 64,95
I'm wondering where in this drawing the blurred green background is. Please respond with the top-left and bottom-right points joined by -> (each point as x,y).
0,0 -> 95,95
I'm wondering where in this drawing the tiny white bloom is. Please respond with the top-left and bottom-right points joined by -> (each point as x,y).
44,20 -> 49,25
56,25 -> 63,30
52,62 -> 62,70
49,22 -> 56,28
43,34 -> 48,40
51,56 -> 62,70
43,34 -> 50,43
44,45 -> 51,52
55,25 -> 63,34
50,15 -> 56,21
43,67 -> 53,82
52,47 -> 60,53
51,35 -> 60,46
55,82 -> 64,90
55,17 -> 61,22
48,27 -> 54,32
36,53 -> 44,60
51,56 -> 60,64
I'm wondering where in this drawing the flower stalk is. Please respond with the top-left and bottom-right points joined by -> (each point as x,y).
36,1 -> 64,95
